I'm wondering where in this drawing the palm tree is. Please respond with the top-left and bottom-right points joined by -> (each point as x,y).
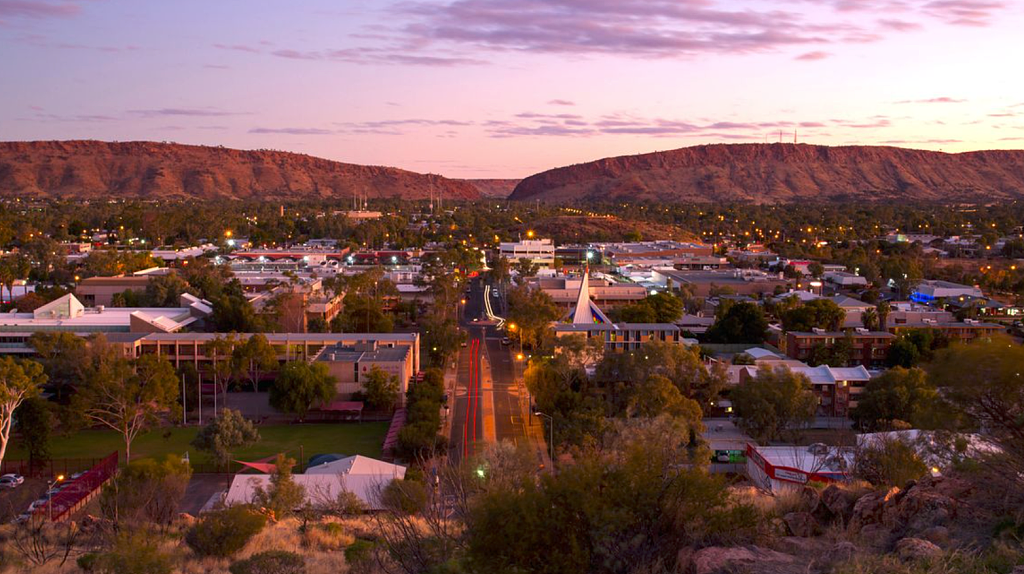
876,301 -> 891,332
861,308 -> 879,331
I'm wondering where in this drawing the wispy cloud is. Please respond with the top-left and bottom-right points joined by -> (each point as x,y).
128,108 -> 247,118
895,97 -> 966,104
249,127 -> 334,135
795,51 -> 831,60
0,1 -> 81,19
547,99 -> 575,106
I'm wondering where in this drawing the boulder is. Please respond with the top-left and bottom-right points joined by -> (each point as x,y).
783,512 -> 819,537
858,524 -> 892,549
820,484 -> 853,520
799,486 -> 821,512
177,512 -> 197,527
895,537 -> 942,561
919,526 -> 951,547
849,487 -> 900,532
691,546 -> 803,574
828,541 -> 858,563
773,536 -> 829,557
883,485 -> 957,534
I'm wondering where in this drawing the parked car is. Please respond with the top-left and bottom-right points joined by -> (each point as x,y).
27,499 -> 48,512
501,337 -> 511,346
0,474 -> 24,488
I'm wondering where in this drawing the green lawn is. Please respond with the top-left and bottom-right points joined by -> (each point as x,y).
7,422 -> 389,467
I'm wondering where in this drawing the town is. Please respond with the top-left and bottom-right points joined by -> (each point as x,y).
0,198 -> 1021,572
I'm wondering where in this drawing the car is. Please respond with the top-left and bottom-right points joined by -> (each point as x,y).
28,499 -> 48,512
491,290 -> 500,298
0,474 -> 24,488
501,337 -> 511,346
460,341 -> 468,347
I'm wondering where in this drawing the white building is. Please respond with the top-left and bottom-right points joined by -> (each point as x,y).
911,280 -> 983,304
746,444 -> 851,494
499,239 -> 555,267
222,455 -> 406,511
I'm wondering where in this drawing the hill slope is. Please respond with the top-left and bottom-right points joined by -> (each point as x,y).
0,140 -> 480,201
464,179 -> 521,198
510,143 -> 1024,203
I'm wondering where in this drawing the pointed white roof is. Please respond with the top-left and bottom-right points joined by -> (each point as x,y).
570,269 -> 611,325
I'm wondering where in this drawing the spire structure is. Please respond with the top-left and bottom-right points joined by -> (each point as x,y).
569,266 -> 610,325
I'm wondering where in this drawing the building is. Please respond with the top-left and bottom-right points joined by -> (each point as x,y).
911,280 -> 984,304
784,329 -> 894,369
652,269 -> 789,298
0,293 -> 211,352
530,275 -> 647,312
552,269 -> 691,352
247,278 -> 345,332
499,239 -> 556,267
746,444 -> 851,493
592,241 -> 713,261
313,342 -> 415,401
223,455 -> 405,511
824,271 -> 868,288
76,275 -> 153,306
734,354 -> 872,417
102,332 -> 420,374
888,318 -> 1003,343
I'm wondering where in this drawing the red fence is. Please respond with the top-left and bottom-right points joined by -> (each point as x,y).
42,452 -> 119,522
382,408 -> 407,460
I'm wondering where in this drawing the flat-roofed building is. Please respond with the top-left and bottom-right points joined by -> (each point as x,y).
499,239 -> 555,267
530,275 -> 647,311
911,280 -> 983,304
652,269 -> 789,298
554,323 -> 689,352
76,275 -> 153,306
0,293 -> 212,353
784,329 -> 894,369
314,342 -> 414,402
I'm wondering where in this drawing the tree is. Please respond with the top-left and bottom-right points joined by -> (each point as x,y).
808,262 -> 825,278
886,338 -> 921,368
363,365 -> 400,411
268,361 -> 335,419
73,349 -> 178,461
232,334 -> 278,393
780,299 -> 846,332
28,332 -> 86,400
15,397 -> 52,469
204,334 -> 240,408
337,294 -> 394,333
861,307 -> 879,331
704,301 -> 768,344
854,434 -> 928,488
100,454 -> 192,526
731,366 -> 818,442
191,408 -> 261,466
852,367 -> 937,431
253,455 -> 305,519
876,300 -> 891,331
143,272 -> 193,307
0,254 -> 30,304
627,375 -> 703,423
506,284 -> 561,350
0,357 -> 46,469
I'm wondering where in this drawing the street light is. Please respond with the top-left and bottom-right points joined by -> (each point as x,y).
533,409 -> 554,467
47,474 -> 65,521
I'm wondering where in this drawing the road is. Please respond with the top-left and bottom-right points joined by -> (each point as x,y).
448,278 -> 531,462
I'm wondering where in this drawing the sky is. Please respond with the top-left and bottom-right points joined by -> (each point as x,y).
1,0 -> 1023,178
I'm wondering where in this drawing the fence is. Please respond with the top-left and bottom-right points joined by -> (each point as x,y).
0,457 -> 112,479
45,452 -> 118,522
382,408 -> 407,461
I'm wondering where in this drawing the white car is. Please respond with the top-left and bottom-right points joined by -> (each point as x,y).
28,499 -> 48,512
0,474 -> 24,488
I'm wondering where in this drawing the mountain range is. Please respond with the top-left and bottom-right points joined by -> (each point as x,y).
0,140 -> 480,201
509,143 -> 1024,203
5,141 -> 1024,204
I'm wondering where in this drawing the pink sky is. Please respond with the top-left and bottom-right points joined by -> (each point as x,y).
1,0 -> 1022,178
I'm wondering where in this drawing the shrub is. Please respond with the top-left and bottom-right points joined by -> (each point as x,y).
100,455 -> 192,525
185,506 -> 268,557
854,436 -> 928,488
380,479 -> 428,515
344,540 -> 376,571
229,550 -> 305,574
95,531 -> 173,574
77,553 -> 100,572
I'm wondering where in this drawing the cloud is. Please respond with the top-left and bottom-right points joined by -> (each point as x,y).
213,43 -> 262,53
548,99 -> 575,106
877,18 -> 922,31
895,97 -> 966,104
249,127 -> 334,135
923,0 -> 1006,26
795,51 -> 831,60
0,1 -> 80,19
128,108 -> 246,118
19,112 -> 118,123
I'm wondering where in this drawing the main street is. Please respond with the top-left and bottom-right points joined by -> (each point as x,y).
448,277 -> 532,462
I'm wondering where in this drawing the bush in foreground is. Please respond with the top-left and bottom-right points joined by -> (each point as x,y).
229,550 -> 305,574
185,505 -> 268,558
